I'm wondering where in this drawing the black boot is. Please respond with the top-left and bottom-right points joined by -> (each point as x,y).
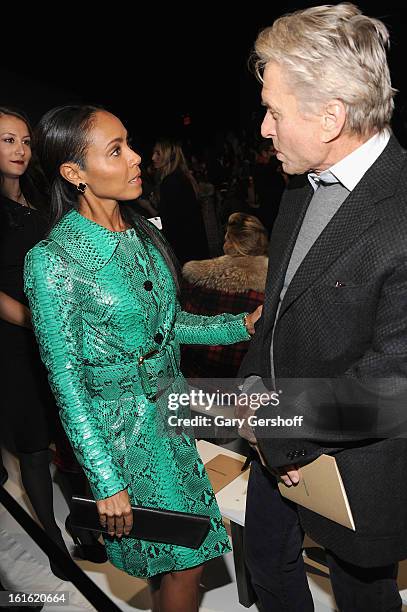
18,450 -> 71,581
65,514 -> 107,563
54,468 -> 107,563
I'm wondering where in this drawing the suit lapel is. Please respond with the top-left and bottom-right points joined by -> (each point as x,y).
261,176 -> 313,332
276,135 -> 405,321
277,182 -> 378,318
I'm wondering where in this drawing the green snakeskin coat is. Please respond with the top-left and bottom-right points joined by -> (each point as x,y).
24,208 -> 250,577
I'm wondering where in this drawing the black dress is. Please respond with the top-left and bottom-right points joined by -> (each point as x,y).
0,195 -> 57,453
158,170 -> 209,264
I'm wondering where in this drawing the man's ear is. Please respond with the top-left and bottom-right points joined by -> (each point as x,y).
59,162 -> 84,187
321,99 -> 346,143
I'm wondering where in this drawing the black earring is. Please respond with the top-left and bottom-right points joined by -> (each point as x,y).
77,182 -> 87,193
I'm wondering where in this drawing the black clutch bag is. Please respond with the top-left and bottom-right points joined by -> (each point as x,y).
70,496 -> 211,550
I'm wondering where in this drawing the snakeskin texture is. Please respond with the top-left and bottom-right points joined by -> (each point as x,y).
24,209 -> 251,577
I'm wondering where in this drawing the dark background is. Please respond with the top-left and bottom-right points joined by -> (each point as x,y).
2,3 -> 407,158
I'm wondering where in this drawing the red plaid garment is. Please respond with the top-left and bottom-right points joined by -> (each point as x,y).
180,280 -> 264,379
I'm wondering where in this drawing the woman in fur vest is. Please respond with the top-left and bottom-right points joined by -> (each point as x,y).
181,213 -> 268,379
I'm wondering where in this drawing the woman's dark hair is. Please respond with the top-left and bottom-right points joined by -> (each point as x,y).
35,105 -> 100,227
0,106 -> 49,215
35,105 -> 181,293
121,202 -> 181,294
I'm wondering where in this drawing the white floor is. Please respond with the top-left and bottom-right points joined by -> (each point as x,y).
1,449 -> 407,612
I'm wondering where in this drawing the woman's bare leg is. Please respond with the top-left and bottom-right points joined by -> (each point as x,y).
159,565 -> 204,612
148,574 -> 163,612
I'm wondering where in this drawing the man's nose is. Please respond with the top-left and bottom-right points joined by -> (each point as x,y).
261,114 -> 276,139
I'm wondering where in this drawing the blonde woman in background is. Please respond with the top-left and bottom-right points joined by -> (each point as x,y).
152,139 -> 208,264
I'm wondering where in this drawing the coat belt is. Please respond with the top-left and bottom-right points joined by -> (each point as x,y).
83,345 -> 180,402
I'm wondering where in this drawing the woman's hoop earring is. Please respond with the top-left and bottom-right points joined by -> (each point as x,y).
77,182 -> 87,194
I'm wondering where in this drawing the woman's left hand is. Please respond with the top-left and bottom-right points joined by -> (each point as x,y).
245,305 -> 263,335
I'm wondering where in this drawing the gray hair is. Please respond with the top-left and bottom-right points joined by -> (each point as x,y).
252,3 -> 396,135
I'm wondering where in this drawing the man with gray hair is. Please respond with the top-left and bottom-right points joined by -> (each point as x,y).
239,4 -> 406,610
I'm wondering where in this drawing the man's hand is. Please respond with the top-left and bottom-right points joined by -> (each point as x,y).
271,464 -> 301,486
96,488 -> 133,538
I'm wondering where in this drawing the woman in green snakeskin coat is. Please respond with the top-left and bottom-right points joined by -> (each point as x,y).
24,106 -> 261,610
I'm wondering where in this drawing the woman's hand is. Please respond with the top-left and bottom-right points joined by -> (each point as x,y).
96,488 -> 133,539
244,305 -> 263,335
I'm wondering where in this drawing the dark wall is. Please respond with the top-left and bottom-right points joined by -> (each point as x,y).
2,69 -> 83,125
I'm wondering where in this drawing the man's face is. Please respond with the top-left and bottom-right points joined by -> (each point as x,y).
261,62 -> 325,175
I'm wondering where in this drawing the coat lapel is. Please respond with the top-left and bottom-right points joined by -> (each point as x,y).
49,209 -> 121,272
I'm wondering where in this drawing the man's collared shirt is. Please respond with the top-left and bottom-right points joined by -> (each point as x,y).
308,129 -> 390,191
